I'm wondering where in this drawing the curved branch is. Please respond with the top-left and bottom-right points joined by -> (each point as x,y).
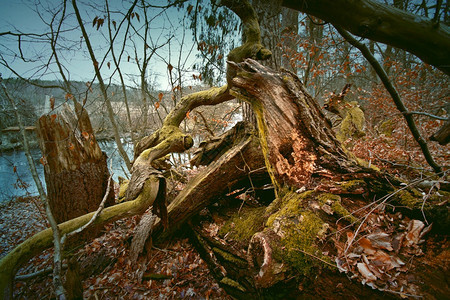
282,0 -> 450,75
335,26 -> 442,174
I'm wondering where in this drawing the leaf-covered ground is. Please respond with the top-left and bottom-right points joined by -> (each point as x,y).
0,195 -> 230,299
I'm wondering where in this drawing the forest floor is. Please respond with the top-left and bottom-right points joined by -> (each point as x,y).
0,190 -> 231,299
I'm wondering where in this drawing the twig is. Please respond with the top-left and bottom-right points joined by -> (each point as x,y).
195,110 -> 215,137
15,265 -> 68,281
401,111 -> 448,121
1,75 -> 66,297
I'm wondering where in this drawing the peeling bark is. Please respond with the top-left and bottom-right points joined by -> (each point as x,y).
229,59 -> 363,190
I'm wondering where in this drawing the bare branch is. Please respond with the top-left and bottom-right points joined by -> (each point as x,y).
335,26 -> 443,174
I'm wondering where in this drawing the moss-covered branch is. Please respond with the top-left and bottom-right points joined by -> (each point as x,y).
0,178 -> 160,298
163,85 -> 233,128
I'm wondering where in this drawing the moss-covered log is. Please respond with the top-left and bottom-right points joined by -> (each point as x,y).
0,177 -> 160,298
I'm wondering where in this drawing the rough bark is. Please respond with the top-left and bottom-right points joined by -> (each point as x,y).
282,0 -> 450,76
36,103 -> 115,224
161,60 -> 447,299
229,59 -> 364,191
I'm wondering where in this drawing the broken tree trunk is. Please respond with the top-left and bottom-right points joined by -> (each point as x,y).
152,123 -> 269,244
146,59 -> 447,298
36,102 -> 115,223
229,59 -> 366,190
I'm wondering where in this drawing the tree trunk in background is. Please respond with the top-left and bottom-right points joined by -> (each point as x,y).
36,102 -> 115,224
280,7 -> 299,72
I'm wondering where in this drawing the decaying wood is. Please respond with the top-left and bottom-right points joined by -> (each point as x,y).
229,59 -> 364,189
430,119 -> 450,145
190,121 -> 247,167
36,103 -> 115,223
153,127 -> 268,243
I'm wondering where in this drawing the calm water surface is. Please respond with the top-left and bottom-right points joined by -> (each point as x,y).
0,141 -> 133,202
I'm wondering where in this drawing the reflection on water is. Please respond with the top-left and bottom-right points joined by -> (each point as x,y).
0,141 -> 133,202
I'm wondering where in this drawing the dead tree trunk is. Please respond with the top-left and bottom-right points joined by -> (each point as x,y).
147,59 -> 447,299
229,59 -> 365,190
36,102 -> 115,223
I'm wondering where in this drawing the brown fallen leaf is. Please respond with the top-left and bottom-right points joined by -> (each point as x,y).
404,220 -> 425,247
357,262 -> 377,282
359,237 -> 377,255
366,232 -> 393,251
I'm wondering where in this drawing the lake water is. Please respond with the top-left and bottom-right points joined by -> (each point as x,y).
0,141 -> 134,202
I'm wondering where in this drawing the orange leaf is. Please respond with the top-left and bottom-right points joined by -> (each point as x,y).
154,102 -> 160,109
82,131 -> 89,140
158,92 -> 163,101
358,237 -> 376,254
187,4 -> 193,15
50,114 -> 57,122
40,156 -> 47,166
68,142 -> 75,151
13,166 -> 17,173
186,111 -> 190,119
50,96 -> 55,110
65,93 -> 73,100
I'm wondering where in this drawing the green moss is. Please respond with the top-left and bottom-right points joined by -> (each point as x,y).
378,119 -> 395,137
317,193 -> 358,223
317,193 -> 341,204
212,247 -> 247,268
252,101 -> 280,195
395,189 -> 425,209
338,179 -> 366,193
220,277 -> 246,292
117,177 -> 129,203
266,192 -> 331,275
336,106 -> 366,142
218,207 -> 266,244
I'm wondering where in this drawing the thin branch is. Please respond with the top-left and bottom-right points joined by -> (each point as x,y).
335,26 -> 442,174
401,111 -> 448,121
72,0 -> 132,171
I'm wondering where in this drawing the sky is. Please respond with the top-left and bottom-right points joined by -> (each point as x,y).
0,0 -> 201,91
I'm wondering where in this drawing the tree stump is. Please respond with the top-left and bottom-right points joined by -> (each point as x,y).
36,102 -> 114,224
